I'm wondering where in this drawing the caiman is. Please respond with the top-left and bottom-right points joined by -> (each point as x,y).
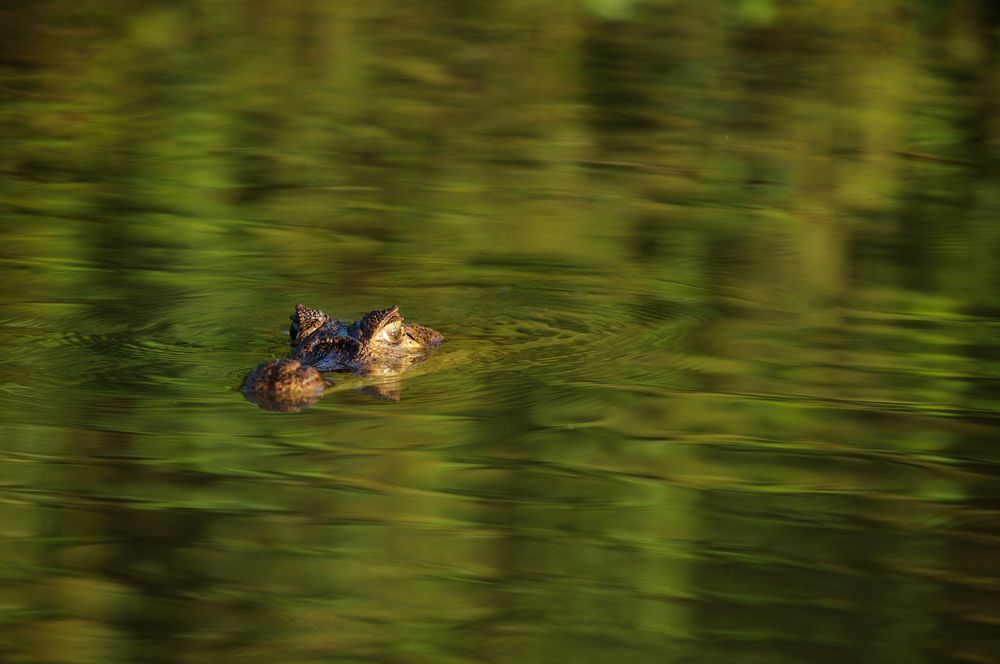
243,304 -> 443,410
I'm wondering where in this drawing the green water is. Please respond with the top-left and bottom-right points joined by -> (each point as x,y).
2,2 -> 999,662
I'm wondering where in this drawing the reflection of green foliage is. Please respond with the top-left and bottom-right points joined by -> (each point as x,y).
0,1 -> 998,662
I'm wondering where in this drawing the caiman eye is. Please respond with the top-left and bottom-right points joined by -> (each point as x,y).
379,321 -> 402,343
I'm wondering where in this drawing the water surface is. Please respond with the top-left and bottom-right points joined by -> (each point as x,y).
1,2 -> 999,663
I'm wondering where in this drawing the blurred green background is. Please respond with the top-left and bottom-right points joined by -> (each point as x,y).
1,1 -> 998,662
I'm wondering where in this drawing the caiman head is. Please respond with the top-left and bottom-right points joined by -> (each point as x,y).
289,304 -> 443,373
243,304 -> 443,411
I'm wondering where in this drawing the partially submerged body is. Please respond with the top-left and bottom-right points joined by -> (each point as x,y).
243,304 -> 443,410
242,358 -> 326,412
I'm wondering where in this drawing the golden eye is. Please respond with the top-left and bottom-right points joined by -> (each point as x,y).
379,322 -> 401,343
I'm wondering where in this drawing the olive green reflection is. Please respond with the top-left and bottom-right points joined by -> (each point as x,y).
0,1 -> 998,663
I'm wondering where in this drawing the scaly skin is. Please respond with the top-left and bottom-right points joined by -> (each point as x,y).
243,304 -> 443,409
241,358 -> 326,412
